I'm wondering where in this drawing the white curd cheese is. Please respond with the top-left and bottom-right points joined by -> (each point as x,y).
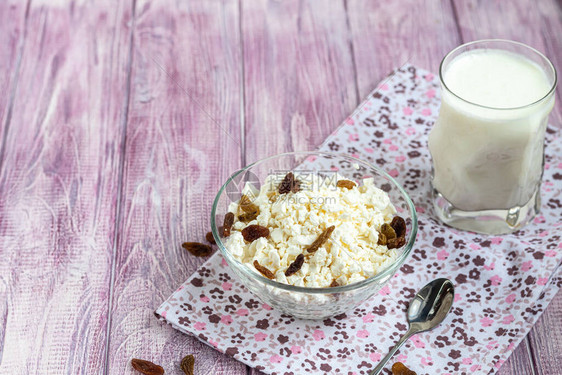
224,173 -> 401,287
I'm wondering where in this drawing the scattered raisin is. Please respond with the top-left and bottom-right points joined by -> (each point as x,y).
180,355 -> 195,375
241,225 -> 270,242
377,232 -> 387,246
285,254 -> 305,276
330,280 -> 339,287
390,216 -> 406,238
381,223 -> 397,240
131,358 -> 164,375
205,232 -> 216,244
238,195 -> 259,222
253,260 -> 275,279
278,172 -> 301,194
182,242 -> 213,257
391,362 -> 417,375
222,212 -> 234,237
387,236 -> 406,249
336,180 -> 356,189
306,225 -> 336,253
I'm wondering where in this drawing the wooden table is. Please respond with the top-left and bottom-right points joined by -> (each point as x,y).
0,0 -> 560,374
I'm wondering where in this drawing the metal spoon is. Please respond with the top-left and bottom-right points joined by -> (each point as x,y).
369,278 -> 455,375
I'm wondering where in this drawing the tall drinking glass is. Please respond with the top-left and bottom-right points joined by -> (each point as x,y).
429,40 -> 557,235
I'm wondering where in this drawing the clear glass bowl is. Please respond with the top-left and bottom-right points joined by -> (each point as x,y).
211,151 -> 417,319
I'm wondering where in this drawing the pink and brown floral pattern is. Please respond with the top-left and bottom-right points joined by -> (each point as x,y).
156,64 -> 562,375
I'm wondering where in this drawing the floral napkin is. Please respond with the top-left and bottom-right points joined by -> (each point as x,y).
156,65 -> 562,375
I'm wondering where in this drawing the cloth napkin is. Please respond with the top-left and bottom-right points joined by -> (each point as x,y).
156,64 -> 562,375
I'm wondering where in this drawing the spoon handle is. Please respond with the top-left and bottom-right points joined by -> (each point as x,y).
368,328 -> 416,375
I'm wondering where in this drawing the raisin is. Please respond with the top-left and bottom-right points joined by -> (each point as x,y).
241,225 -> 270,242
223,212 -> 234,237
131,358 -> 164,375
387,236 -> 406,249
182,242 -> 213,257
391,362 -> 417,375
336,180 -> 356,189
306,225 -> 335,253
330,280 -> 339,287
278,172 -> 301,194
377,232 -> 387,246
180,355 -> 195,375
390,216 -> 407,238
239,194 -> 259,212
238,211 -> 259,222
285,254 -> 304,276
253,260 -> 275,279
238,195 -> 259,222
381,223 -> 396,240
205,232 -> 216,245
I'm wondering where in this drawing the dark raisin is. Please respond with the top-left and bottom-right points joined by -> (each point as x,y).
330,280 -> 339,287
131,358 -> 164,375
390,216 -> 407,238
391,362 -> 417,375
205,232 -> 216,245
180,355 -> 195,375
285,254 -> 305,276
253,260 -> 275,279
336,180 -> 356,189
387,236 -> 406,249
223,212 -> 234,237
182,242 -> 213,257
278,172 -> 301,194
307,225 -> 335,253
241,225 -> 270,242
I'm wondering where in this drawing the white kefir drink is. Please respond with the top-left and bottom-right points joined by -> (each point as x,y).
429,40 -> 556,234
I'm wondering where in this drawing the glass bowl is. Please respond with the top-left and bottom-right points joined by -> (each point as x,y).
211,151 -> 417,319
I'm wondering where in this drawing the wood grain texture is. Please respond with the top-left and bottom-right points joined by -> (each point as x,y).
0,0 -> 133,373
105,0 -> 247,373
242,0 -> 358,163
0,0 -> 29,166
346,0 -> 460,98
242,3 -> 357,373
527,290 -> 562,375
0,1 -> 560,374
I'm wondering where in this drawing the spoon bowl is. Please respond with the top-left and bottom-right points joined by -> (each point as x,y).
369,278 -> 455,375
408,278 -> 455,329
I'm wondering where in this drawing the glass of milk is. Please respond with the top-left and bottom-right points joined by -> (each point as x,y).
429,40 -> 557,235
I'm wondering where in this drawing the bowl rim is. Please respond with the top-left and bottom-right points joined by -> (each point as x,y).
211,151 -> 418,294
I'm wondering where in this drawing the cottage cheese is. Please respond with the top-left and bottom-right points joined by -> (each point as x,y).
224,173 -> 400,287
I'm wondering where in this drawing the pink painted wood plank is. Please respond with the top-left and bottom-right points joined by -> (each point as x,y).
452,2 -> 562,373
346,0 -> 461,98
243,2 -> 357,373
242,0 -> 359,163
527,289 -> 562,375
0,0 -> 28,160
241,1 -> 447,374
0,0 -> 133,373
105,1 -> 247,374
346,1 -> 539,374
